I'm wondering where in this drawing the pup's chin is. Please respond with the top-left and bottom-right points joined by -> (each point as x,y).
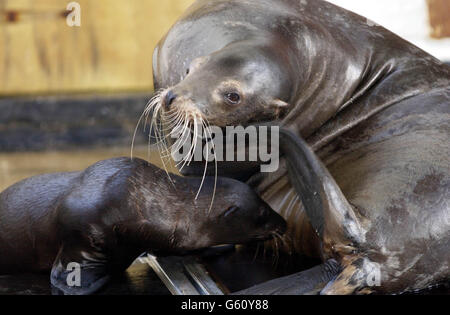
150,248 -> 197,257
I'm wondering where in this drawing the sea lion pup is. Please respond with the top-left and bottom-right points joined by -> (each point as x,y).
151,0 -> 450,294
0,157 -> 286,295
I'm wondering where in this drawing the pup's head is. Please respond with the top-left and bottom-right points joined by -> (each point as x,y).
156,176 -> 286,254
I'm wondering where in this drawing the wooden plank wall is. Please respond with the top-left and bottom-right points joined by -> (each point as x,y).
427,0 -> 450,38
0,0 -> 194,95
1,0 -> 448,96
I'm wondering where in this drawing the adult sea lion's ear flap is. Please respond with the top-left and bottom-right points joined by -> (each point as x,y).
278,128 -> 366,246
270,99 -> 289,108
189,55 -> 210,73
50,246 -> 110,295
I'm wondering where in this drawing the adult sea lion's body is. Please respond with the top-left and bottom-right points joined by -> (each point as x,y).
152,0 -> 450,294
0,157 -> 286,294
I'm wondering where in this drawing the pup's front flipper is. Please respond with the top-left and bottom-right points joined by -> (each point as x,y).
50,245 -> 110,295
232,259 -> 341,295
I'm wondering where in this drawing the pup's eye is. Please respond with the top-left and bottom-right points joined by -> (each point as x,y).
186,68 -> 190,75
224,206 -> 240,217
224,92 -> 241,105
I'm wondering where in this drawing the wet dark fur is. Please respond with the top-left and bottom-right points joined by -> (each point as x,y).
0,157 -> 286,294
153,0 -> 450,294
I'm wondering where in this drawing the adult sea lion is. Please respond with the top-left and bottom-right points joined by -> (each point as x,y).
151,0 -> 450,294
0,157 -> 286,295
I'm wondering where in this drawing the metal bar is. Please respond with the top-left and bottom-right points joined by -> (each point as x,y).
143,254 -> 225,295
143,255 -> 200,295
183,257 -> 224,295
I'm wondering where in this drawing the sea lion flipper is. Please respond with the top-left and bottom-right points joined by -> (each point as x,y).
321,257 -> 379,295
232,259 -> 341,295
279,128 -> 365,244
50,246 -> 110,295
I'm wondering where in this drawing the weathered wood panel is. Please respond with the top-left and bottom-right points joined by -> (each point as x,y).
0,0 -> 194,95
427,0 -> 450,38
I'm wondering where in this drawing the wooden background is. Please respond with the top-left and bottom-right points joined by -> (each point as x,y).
427,0 -> 450,38
0,0 -> 448,96
0,0 -> 194,96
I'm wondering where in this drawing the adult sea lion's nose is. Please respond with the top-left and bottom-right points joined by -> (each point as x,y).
164,90 -> 177,109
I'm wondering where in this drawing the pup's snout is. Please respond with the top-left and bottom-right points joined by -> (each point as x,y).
164,90 -> 177,109
278,219 -> 287,234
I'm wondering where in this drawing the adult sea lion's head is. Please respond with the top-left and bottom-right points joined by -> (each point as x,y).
148,38 -> 293,133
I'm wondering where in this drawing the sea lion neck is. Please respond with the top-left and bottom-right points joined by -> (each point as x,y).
279,2 -> 449,148
174,175 -> 223,207
307,54 -> 450,151
128,164 -> 221,218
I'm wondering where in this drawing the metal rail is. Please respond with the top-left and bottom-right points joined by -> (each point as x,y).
142,254 -> 224,295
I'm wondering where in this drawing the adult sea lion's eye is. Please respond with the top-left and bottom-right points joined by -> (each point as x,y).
186,68 -> 190,75
224,92 -> 241,105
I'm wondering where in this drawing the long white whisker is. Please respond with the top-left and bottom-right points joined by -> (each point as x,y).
202,119 -> 217,214
172,114 -> 192,163
195,119 -> 209,201
178,121 -> 197,172
188,116 -> 200,166
154,122 -> 176,187
131,92 -> 163,159
159,116 -> 186,159
147,105 -> 161,160
131,109 -> 148,160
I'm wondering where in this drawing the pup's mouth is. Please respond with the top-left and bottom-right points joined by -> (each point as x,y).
255,227 -> 287,242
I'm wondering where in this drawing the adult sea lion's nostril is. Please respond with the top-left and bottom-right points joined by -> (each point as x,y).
164,90 -> 177,109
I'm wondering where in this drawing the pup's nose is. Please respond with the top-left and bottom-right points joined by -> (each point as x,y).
268,214 -> 287,235
164,90 -> 177,109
